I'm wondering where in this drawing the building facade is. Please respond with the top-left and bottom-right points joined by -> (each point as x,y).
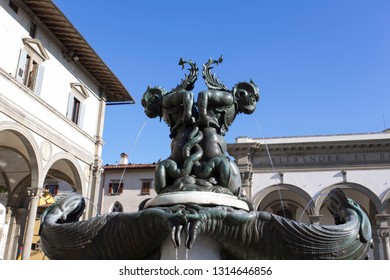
0,0 -> 133,259
101,131 -> 390,260
100,153 -> 157,214
227,130 -> 390,260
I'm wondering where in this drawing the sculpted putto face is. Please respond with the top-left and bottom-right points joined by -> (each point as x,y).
233,81 -> 260,114
141,86 -> 166,118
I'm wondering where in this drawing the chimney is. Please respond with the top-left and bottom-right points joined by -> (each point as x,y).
119,152 -> 128,165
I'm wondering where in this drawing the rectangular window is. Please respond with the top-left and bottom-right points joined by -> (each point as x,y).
29,23 -> 37,38
141,181 -> 151,195
18,53 -> 39,91
108,182 -> 123,195
16,38 -> 48,95
71,97 -> 81,124
45,184 -> 58,196
24,55 -> 39,91
9,0 -> 18,13
66,93 -> 85,127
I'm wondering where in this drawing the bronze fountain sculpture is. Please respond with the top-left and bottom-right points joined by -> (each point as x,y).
39,57 -> 373,259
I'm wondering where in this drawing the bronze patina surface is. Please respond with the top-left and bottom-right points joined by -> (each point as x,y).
40,58 -> 372,259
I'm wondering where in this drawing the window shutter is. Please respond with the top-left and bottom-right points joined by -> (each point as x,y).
108,183 -> 112,195
34,65 -> 45,96
119,183 -> 124,194
141,182 -> 151,195
78,102 -> 86,128
16,49 -> 28,83
66,93 -> 74,120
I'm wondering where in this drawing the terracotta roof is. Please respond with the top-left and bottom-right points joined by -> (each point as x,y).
20,0 -> 134,104
104,163 -> 157,170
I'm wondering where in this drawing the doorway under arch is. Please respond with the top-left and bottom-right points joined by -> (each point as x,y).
253,184 -> 315,224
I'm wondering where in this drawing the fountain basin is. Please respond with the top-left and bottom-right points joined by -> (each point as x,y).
144,191 -> 250,211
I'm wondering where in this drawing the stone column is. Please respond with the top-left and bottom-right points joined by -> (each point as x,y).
1,207 -> 13,260
227,143 -> 259,200
22,190 -> 40,260
86,97 -> 106,218
309,215 -> 323,225
371,225 -> 381,260
3,208 -> 26,260
240,170 -> 253,198
376,214 -> 390,260
86,163 -> 103,218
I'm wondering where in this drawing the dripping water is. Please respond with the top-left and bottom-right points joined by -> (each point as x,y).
39,177 -> 100,217
252,115 -> 286,217
297,192 -> 330,223
118,119 -> 149,187
83,197 -> 101,216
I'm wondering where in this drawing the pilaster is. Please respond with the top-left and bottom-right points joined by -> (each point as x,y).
309,215 -> 323,225
22,189 -> 41,260
227,143 -> 259,200
376,214 -> 390,260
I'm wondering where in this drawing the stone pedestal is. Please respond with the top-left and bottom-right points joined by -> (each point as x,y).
146,191 -> 248,260
145,191 -> 250,211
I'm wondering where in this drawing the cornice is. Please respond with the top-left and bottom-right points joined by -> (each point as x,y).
251,140 -> 390,156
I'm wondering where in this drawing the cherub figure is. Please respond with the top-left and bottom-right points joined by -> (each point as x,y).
141,57 -> 260,196
141,59 -> 198,138
197,56 -> 260,135
141,59 -> 201,193
192,57 -> 260,195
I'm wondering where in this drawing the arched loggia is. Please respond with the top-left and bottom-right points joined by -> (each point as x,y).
252,184 -> 315,223
0,123 -> 41,260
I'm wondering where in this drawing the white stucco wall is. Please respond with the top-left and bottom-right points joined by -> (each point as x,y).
100,168 -> 157,213
0,0 -> 102,151
252,168 -> 390,200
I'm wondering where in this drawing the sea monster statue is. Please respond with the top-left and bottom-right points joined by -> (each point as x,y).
39,57 -> 372,260
39,188 -> 372,259
141,56 -> 259,196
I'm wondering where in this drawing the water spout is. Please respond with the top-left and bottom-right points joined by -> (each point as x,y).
252,115 -> 286,216
118,118 -> 149,187
297,192 -> 330,222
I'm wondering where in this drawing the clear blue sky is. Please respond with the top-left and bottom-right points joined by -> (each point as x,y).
53,0 -> 390,165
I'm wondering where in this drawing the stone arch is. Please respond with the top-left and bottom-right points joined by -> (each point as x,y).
0,122 -> 42,206
0,166 -> 11,205
252,184 -> 314,222
381,189 -> 390,214
42,152 -> 85,196
8,175 -> 32,209
108,201 -> 124,213
0,122 -> 42,260
314,182 -> 381,217
314,182 -> 384,259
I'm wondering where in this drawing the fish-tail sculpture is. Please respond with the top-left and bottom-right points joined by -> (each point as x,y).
39,188 -> 372,259
184,188 -> 372,259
